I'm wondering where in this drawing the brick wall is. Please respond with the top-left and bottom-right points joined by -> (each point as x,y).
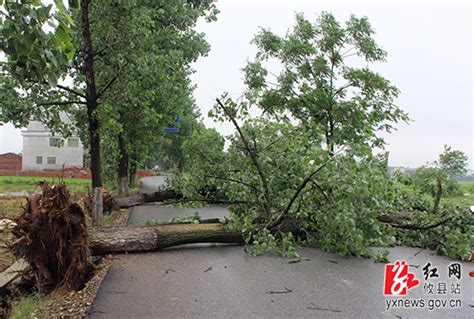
0,166 -> 153,179
0,167 -> 91,179
0,153 -> 22,170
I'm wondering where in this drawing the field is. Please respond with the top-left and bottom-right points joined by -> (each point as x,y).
458,180 -> 474,193
0,176 -> 90,194
443,180 -> 474,209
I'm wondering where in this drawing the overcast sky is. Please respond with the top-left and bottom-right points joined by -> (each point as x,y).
1,0 -> 472,169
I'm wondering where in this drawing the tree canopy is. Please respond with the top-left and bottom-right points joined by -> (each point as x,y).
174,12 -> 472,261
242,12 -> 408,154
1,0 -> 217,212
438,145 -> 468,178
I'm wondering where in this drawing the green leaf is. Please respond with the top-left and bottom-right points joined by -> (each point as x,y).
65,13 -> 75,26
69,0 -> 80,9
46,73 -> 58,87
55,25 -> 70,43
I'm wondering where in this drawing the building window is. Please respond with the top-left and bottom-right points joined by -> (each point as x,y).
47,157 -> 56,165
50,137 -> 61,147
36,156 -> 43,164
68,138 -> 79,147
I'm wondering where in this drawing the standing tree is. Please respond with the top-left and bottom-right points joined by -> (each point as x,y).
71,0 -> 216,196
438,145 -> 468,178
1,0 -> 217,220
0,0 -> 109,224
412,145 -> 468,213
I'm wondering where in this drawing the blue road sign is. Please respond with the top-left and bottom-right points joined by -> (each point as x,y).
164,126 -> 180,133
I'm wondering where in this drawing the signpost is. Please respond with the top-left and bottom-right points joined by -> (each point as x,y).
164,116 -> 181,134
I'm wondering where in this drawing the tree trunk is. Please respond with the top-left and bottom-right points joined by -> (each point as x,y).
88,223 -> 243,255
431,174 -> 443,214
113,190 -> 180,208
81,0 -> 102,226
129,160 -> 137,189
117,133 -> 129,197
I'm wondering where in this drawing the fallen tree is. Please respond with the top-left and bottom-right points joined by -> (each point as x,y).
88,223 -> 243,255
11,183 -> 90,293
8,180 -> 468,296
113,190 -> 180,208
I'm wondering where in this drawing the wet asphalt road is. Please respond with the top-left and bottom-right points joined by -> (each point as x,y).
90,176 -> 474,318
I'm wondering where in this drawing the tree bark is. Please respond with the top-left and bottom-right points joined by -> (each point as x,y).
431,174 -> 443,214
117,133 -> 129,197
129,160 -> 137,189
81,0 -> 102,226
88,223 -> 243,255
113,190 -> 180,208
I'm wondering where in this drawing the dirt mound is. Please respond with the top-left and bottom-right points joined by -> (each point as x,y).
137,169 -> 155,177
11,183 -> 90,294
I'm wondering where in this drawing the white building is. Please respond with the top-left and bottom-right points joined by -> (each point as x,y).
21,116 -> 84,170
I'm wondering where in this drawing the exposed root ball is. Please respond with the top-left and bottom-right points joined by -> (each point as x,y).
82,188 -> 117,216
11,183 -> 90,294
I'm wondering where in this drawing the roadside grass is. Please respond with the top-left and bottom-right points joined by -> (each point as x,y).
102,209 -> 130,226
8,296 -> 45,319
0,197 -> 26,272
0,197 -> 26,218
0,176 -> 90,194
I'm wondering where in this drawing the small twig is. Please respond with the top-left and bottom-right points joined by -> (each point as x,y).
267,161 -> 329,229
204,266 -> 213,273
414,248 -> 423,256
56,84 -> 86,99
382,216 -> 454,230
311,180 -> 333,205
36,100 -> 87,107
266,286 -> 293,294
97,75 -> 118,100
307,303 -> 341,313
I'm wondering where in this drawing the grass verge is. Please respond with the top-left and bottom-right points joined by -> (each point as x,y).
0,176 -> 90,194
8,296 -> 45,319
6,257 -> 112,318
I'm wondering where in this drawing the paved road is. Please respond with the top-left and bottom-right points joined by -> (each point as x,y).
138,175 -> 169,194
90,176 -> 474,318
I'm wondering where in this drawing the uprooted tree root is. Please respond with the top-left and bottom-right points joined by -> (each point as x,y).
81,188 -> 117,216
11,183 -> 90,294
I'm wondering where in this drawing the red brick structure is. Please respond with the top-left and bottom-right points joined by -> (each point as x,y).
0,153 -> 22,170
0,167 -> 91,179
